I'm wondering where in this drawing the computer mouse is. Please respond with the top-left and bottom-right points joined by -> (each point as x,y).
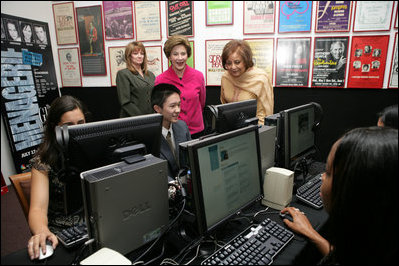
279,212 -> 294,223
38,240 -> 54,260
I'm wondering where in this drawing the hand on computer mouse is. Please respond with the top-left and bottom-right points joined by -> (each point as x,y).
280,207 -> 316,238
28,232 -> 58,260
38,240 -> 54,260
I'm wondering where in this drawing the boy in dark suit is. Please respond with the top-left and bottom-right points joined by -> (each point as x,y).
151,83 -> 191,181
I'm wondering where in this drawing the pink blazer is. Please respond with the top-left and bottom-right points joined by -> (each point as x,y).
155,65 -> 206,134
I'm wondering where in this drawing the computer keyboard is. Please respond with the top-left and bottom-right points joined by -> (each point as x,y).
201,218 -> 294,265
296,173 -> 323,209
56,224 -> 89,248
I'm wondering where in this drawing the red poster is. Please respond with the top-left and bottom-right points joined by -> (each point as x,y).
347,35 -> 389,88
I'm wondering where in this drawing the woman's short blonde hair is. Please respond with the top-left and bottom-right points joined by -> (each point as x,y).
163,35 -> 191,58
125,41 -> 148,75
221,40 -> 254,70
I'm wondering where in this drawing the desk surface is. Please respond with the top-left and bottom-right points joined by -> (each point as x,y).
1,194 -> 328,265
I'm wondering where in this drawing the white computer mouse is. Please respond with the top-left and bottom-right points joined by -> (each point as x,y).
38,241 -> 54,260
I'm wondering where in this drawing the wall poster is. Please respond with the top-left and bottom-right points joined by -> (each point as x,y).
206,1 -> 233,26
243,1 -> 275,34
388,33 -> 398,89
146,45 -> 163,77
167,1 -> 194,37
275,37 -> 310,87
353,1 -> 394,32
58,47 -> 82,87
76,5 -> 107,76
134,1 -> 161,42
1,13 -> 59,173
347,35 -> 390,89
103,1 -> 134,40
311,37 -> 349,87
245,38 -> 274,83
52,2 -> 78,45
206,39 -> 231,86
108,46 -> 126,86
278,1 -> 312,33
315,1 -> 352,33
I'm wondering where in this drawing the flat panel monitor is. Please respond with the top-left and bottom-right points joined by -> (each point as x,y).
204,99 -> 258,134
179,125 -> 263,235
55,113 -> 163,215
281,103 -> 319,169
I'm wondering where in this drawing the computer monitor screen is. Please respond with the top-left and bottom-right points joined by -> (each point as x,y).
180,125 -> 262,234
204,99 -> 258,134
282,103 -> 317,169
56,113 -> 163,215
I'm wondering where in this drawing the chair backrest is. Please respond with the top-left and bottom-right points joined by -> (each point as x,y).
9,172 -> 32,220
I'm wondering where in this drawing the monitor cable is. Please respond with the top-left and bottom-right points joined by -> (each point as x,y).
132,176 -> 186,264
70,238 -> 95,265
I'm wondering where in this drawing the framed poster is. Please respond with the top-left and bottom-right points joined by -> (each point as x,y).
315,1 -> 352,33
245,38 -> 274,84
206,1 -> 233,26
353,2 -> 394,32
146,45 -> 163,77
103,1 -> 134,40
108,46 -> 126,86
168,40 -> 195,68
58,47 -> 82,87
388,33 -> 398,89
243,1 -> 275,34
167,1 -> 194,37
205,39 -> 232,86
278,1 -> 312,33
395,5 -> 398,29
311,37 -> 349,88
134,1 -> 161,42
275,37 -> 310,87
52,2 -> 78,45
76,5 -> 107,76
347,35 -> 390,89
1,14 -> 59,173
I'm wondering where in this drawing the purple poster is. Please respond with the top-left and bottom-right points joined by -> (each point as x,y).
316,1 -> 352,32
103,1 -> 134,40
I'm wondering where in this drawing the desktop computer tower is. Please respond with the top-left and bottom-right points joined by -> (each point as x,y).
80,155 -> 169,255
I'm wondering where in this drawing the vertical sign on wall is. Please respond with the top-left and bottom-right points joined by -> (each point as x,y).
1,13 -> 59,173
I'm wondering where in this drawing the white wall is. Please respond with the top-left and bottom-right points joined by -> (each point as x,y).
1,1 -> 398,184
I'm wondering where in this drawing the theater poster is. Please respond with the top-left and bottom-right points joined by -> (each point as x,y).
388,33 -> 398,89
275,37 -> 310,87
76,5 -> 107,76
347,35 -> 390,89
166,1 -> 194,37
315,1 -> 352,33
243,1 -> 275,34
245,38 -> 274,84
1,14 -> 59,173
311,37 -> 349,88
278,1 -> 312,33
206,39 -> 231,86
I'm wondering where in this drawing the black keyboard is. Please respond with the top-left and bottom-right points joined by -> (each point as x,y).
296,173 -> 323,209
56,224 -> 89,248
201,218 -> 294,265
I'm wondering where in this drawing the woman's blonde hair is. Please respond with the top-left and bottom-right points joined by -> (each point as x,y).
163,35 -> 191,58
125,41 -> 148,75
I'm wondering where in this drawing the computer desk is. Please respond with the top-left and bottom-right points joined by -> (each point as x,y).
0,195 -> 328,265
2,162 -> 327,265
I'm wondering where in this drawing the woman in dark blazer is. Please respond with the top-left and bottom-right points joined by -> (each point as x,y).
116,41 -> 155,117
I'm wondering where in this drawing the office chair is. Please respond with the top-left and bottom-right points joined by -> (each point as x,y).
9,172 -> 32,220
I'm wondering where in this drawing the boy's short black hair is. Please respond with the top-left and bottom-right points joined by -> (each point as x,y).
151,83 -> 181,109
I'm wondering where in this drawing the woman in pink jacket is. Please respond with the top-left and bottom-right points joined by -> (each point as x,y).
155,35 -> 206,138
